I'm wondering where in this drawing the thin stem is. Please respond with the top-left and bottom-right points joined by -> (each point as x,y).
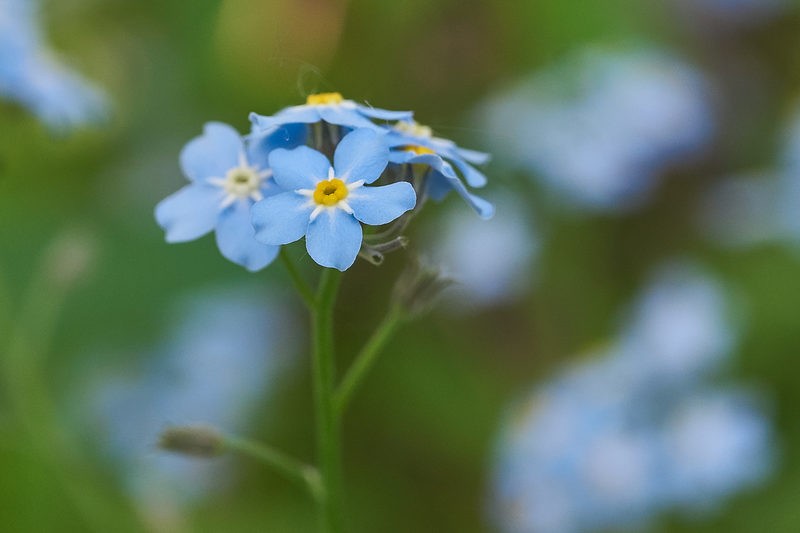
224,434 -> 323,501
335,306 -> 405,417
311,268 -> 343,532
279,248 -> 315,308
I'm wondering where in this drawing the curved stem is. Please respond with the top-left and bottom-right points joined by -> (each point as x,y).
223,434 -> 323,501
279,248 -> 315,309
311,269 -> 343,532
335,306 -> 405,417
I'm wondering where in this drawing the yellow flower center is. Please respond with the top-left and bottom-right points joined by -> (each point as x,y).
313,178 -> 349,206
306,92 -> 344,106
403,145 -> 435,156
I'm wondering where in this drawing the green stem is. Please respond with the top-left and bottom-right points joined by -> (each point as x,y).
311,268 -> 343,532
279,248 -> 315,308
334,306 -> 405,417
223,434 -> 323,501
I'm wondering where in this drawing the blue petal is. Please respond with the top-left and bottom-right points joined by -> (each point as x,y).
180,122 -> 243,182
448,154 -> 488,188
454,146 -> 491,165
348,182 -> 416,226
333,129 -> 389,184
246,123 -> 306,170
251,192 -> 313,245
428,167 -> 495,219
216,201 -> 279,271
155,184 -> 222,242
306,210 -> 363,271
269,146 -> 331,190
318,105 -> 379,129
357,105 -> 413,121
250,107 -> 322,130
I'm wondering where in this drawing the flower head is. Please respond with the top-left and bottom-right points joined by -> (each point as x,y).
249,91 -> 412,133
155,122 -> 288,271
251,128 -> 417,271
0,0 -> 108,130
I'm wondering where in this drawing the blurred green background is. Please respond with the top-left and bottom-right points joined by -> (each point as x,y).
3,0 -> 800,532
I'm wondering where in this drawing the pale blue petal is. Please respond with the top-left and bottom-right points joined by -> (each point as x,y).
348,182 -> 416,226
269,146 -> 331,190
357,106 -> 413,121
250,107 -> 322,130
454,146 -> 491,165
246,123 -> 306,170
180,122 -> 243,182
318,106 -> 378,129
449,155 -> 488,188
155,184 -> 223,242
216,201 -> 279,271
251,192 -> 313,245
427,168 -> 495,219
306,210 -> 363,271
333,129 -> 389,184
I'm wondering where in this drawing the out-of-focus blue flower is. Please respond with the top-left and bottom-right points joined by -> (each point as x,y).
617,263 -> 735,390
0,0 -> 108,130
662,391 -> 774,513
249,91 -> 412,133
82,286 -> 298,513
251,128 -> 416,271
491,263 -> 775,533
427,193 -> 537,308
478,48 -> 714,212
698,106 -> 800,250
387,129 -> 494,219
155,122 -> 290,272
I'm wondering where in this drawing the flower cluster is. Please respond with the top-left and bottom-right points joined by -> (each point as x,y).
155,93 -> 493,272
491,263 -> 774,533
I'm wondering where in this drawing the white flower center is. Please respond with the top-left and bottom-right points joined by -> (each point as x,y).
207,152 -> 271,208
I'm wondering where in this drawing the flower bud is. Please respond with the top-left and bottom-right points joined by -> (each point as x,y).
158,425 -> 226,458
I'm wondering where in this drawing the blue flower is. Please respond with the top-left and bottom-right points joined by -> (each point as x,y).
385,120 -> 491,189
155,122 -> 287,272
0,0 -> 108,131
388,146 -> 494,219
249,92 -> 412,133
251,128 -> 416,271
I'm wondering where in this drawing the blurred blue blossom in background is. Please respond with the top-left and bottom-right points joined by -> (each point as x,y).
427,193 -> 538,309
699,105 -> 800,250
491,263 -> 774,533
479,48 -> 714,212
0,0 -> 107,130
80,287 -> 297,527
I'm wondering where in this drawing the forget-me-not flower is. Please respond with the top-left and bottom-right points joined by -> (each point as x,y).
250,92 -> 412,132
388,139 -> 494,219
386,119 -> 491,189
155,122 -> 286,271
251,128 -> 416,271
0,0 -> 108,130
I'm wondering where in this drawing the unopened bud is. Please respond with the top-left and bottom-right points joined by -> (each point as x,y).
158,425 -> 225,458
